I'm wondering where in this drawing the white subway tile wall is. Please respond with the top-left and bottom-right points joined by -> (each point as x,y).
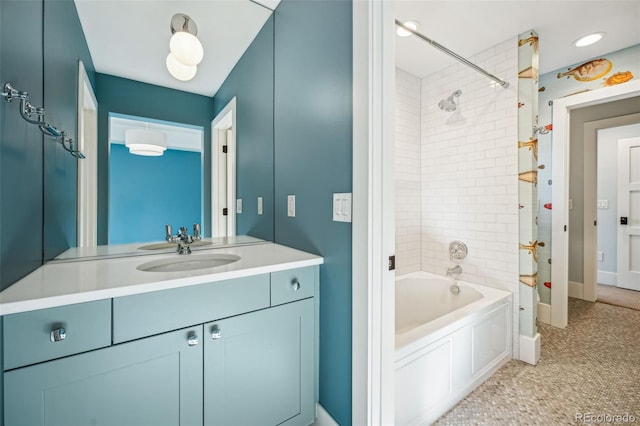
394,69 -> 422,276
420,39 -> 519,292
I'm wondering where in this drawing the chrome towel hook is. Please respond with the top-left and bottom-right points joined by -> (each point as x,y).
2,81 -> 85,159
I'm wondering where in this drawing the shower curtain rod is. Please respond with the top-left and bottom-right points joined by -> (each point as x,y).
395,20 -> 509,89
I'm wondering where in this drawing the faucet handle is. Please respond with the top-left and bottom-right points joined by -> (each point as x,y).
165,224 -> 173,239
193,223 -> 201,239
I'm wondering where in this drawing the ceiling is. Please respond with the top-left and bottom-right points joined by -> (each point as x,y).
395,1 -> 640,78
74,0 -> 280,97
75,1 -> 639,95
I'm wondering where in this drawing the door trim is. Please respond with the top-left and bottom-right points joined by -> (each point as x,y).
551,79 -> 640,328
77,60 -> 98,248
352,1 -> 396,424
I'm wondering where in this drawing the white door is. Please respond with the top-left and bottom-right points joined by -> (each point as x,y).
617,136 -> 640,290
225,128 -> 236,237
211,98 -> 237,238
216,129 -> 228,236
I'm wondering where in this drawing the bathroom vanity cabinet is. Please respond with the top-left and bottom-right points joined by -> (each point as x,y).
1,265 -> 318,426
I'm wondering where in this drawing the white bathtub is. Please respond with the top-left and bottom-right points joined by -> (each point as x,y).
395,271 -> 512,425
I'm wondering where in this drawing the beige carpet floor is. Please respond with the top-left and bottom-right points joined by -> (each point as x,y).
434,298 -> 640,425
597,284 -> 640,311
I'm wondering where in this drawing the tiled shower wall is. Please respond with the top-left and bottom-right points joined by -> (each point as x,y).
395,69 -> 422,276
420,39 -> 519,293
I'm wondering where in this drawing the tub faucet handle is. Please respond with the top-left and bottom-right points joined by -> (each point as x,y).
449,240 -> 468,261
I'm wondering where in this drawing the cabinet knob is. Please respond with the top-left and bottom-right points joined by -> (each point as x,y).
291,278 -> 301,292
211,325 -> 223,340
187,332 -> 199,346
50,328 -> 66,343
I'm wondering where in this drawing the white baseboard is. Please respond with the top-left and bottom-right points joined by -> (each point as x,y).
597,271 -> 617,286
519,333 -> 541,365
313,403 -> 338,426
568,281 -> 584,299
537,302 -> 551,325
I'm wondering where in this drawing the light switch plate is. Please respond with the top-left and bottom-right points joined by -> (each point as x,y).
236,199 -> 243,214
258,197 -> 263,215
568,199 -> 573,210
597,251 -> 604,262
287,195 -> 295,217
333,192 -> 352,222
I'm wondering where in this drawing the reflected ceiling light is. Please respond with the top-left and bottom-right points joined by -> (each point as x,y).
125,128 -> 167,156
166,13 -> 203,81
397,20 -> 419,37
166,53 -> 197,81
573,32 -> 605,47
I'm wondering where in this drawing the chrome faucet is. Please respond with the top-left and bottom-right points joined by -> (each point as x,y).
166,223 -> 201,255
446,265 -> 462,278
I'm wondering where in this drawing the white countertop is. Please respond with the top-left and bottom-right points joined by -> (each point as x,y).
0,243 -> 323,315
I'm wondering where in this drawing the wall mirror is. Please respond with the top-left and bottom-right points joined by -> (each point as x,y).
108,114 -> 204,245
43,0 -> 276,261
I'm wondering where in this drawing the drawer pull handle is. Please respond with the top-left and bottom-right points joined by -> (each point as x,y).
291,278 -> 301,292
187,332 -> 199,346
50,328 -> 66,343
211,326 -> 223,340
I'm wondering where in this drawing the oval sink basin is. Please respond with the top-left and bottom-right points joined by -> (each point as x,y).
138,241 -> 213,250
137,254 -> 241,273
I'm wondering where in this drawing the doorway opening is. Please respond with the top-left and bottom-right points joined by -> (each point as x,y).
588,121 -> 640,294
575,114 -> 640,301
550,80 -> 640,328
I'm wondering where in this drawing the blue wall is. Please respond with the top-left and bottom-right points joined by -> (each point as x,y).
0,0 -> 43,291
213,16 -> 274,241
43,0 -> 96,260
95,74 -> 214,245
1,0 -> 94,289
108,145 -> 202,244
273,1 -> 353,423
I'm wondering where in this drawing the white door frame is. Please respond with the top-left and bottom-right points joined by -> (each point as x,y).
77,60 -> 98,248
211,98 -> 237,238
352,1 -> 395,424
582,113 -> 640,300
551,79 -> 640,328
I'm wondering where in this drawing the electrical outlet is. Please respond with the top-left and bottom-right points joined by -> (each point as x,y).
236,199 -> 243,214
258,197 -> 263,215
597,251 -> 604,262
568,199 -> 573,210
597,200 -> 609,209
287,195 -> 295,217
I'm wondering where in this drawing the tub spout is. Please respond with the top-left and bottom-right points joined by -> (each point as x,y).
446,265 -> 462,277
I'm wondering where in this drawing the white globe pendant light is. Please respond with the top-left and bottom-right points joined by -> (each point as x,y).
170,31 -> 204,66
166,53 -> 197,81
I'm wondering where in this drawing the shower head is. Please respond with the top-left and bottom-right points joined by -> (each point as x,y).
438,89 -> 462,112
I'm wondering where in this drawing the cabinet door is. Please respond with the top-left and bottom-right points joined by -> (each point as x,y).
4,325 -> 203,426
205,299 -> 314,426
